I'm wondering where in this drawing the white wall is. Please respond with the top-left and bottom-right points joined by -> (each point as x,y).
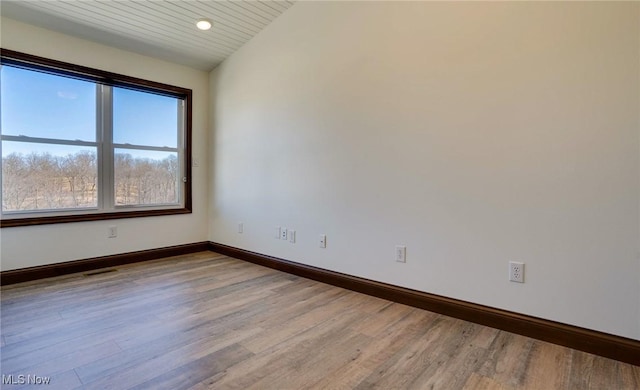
209,2 -> 640,339
0,18 -> 210,271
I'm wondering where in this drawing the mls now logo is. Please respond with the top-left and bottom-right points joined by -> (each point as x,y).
2,374 -> 51,385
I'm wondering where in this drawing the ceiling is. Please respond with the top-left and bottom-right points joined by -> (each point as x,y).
1,0 -> 296,71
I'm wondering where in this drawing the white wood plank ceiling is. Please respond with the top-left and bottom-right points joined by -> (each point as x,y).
1,0 -> 296,70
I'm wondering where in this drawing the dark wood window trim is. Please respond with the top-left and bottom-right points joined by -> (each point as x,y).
0,49 -> 193,228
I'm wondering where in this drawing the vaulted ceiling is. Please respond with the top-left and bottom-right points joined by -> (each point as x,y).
1,0 -> 295,71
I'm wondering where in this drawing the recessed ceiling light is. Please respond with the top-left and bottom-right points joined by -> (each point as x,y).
196,19 -> 212,31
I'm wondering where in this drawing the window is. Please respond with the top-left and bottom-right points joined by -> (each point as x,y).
0,50 -> 192,227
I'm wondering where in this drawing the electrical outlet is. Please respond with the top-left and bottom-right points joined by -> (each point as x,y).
238,222 -> 243,234
281,228 -> 288,240
108,226 -> 117,238
275,227 -> 281,239
289,230 -> 296,243
319,234 -> 327,248
395,246 -> 406,263
509,261 -> 525,283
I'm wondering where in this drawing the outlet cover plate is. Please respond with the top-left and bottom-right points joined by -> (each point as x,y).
395,246 -> 406,263
509,261 -> 525,283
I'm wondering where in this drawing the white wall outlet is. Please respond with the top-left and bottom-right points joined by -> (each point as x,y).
395,245 -> 406,263
192,157 -> 200,167
319,234 -> 327,248
238,222 -> 243,234
108,226 -> 117,238
509,261 -> 525,283
275,227 -> 281,239
289,230 -> 296,243
281,228 -> 288,240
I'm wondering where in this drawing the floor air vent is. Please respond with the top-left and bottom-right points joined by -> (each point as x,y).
84,269 -> 118,276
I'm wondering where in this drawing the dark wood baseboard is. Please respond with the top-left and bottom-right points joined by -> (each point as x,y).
3,241 -> 638,365
208,242 -> 640,366
1,242 -> 210,285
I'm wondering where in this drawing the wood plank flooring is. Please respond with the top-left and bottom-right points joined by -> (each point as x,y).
1,251 -> 638,389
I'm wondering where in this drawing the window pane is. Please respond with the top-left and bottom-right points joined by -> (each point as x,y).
0,65 -> 96,141
1,51 -> 191,225
113,88 -> 178,148
2,142 -> 98,211
114,149 -> 179,206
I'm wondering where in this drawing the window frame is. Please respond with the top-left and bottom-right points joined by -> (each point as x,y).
0,49 -> 192,228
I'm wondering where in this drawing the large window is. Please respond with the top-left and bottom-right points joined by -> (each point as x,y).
0,50 -> 192,227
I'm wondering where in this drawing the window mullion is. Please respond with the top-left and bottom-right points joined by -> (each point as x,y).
99,85 -> 115,211
0,135 -> 98,147
112,144 -> 178,152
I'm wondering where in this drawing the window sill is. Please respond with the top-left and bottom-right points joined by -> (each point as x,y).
1,208 -> 192,228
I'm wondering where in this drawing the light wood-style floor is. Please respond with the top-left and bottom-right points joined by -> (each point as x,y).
1,251 -> 638,389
